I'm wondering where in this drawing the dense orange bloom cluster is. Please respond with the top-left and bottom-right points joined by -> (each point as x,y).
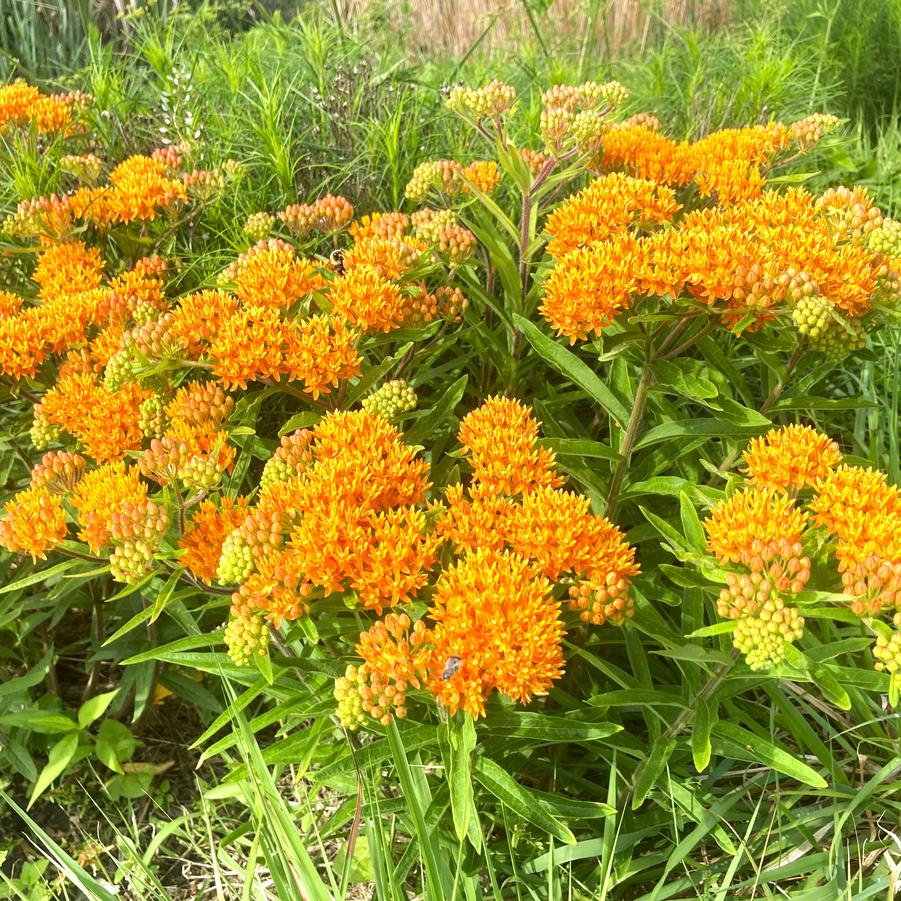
743,424 -> 843,491
545,173 -> 680,258
425,549 -> 564,717
0,486 -> 67,559
542,183 -> 893,342
333,397 -> 637,722
599,121 -> 791,204
702,428 -> 901,669
457,396 -> 561,495
0,81 -> 86,133
706,486 -> 808,567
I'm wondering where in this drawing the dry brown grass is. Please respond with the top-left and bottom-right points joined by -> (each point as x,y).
335,0 -> 733,59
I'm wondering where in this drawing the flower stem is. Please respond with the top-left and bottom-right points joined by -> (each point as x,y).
604,361 -> 653,519
618,651 -> 737,811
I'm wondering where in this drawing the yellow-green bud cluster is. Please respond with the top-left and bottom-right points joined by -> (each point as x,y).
139,395 -> 167,438
411,208 -> 457,244
445,79 -> 516,119
792,294 -> 834,339
873,629 -> 901,674
873,270 -> 901,306
30,409 -> 61,450
243,211 -> 276,242
60,152 -> 103,185
104,347 -> 138,392
221,159 -> 247,181
404,160 -> 463,203
179,454 -> 223,494
362,380 -> 417,423
224,608 -> 270,666
108,498 -> 169,584
334,664 -> 368,729
808,315 -> 867,360
260,429 -> 314,490
217,531 -> 256,585
570,109 -> 607,152
132,299 -> 160,327
868,218 -> 901,259
540,106 -> 574,150
732,597 -> 804,671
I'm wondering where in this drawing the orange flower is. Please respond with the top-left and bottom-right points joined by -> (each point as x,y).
743,425 -> 843,491
809,465 -> 901,540
0,291 -> 22,318
600,125 -> 690,185
0,485 -> 67,559
457,396 -> 562,496
509,485 -> 638,583
179,496 -> 249,584
462,160 -> 501,194
705,487 -> 808,567
341,236 -> 424,280
281,314 -> 361,399
38,373 -> 146,462
32,241 -> 105,302
438,482 -> 515,552
329,265 -> 409,333
0,312 -> 48,379
232,240 -> 326,309
210,304 -> 285,389
545,172 -> 679,258
70,462 -> 147,552
170,290 -> 238,356
425,549 -> 565,718
541,234 -> 647,342
105,154 -> 187,224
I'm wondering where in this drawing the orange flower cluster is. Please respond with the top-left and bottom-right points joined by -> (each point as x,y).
0,486 -> 67,559
542,183 -> 893,342
743,424 -> 843,491
809,466 -> 901,617
334,397 -> 637,724
218,410 -> 440,663
703,426 -> 901,669
599,121 -> 793,204
0,81 -> 87,133
545,172 -> 680,258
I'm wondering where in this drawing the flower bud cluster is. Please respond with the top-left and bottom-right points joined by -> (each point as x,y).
567,570 -> 635,626
108,497 -> 169,583
445,79 -> 516,119
362,380 -> 417,423
732,598 -> 805,670
873,629 -> 901,674
789,113 -> 841,149
31,450 -> 86,493
243,211 -> 275,242
260,429 -> 314,489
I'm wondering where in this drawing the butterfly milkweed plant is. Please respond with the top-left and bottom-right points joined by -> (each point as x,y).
2,73 -> 901,892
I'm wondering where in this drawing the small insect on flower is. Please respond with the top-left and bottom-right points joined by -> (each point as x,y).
330,248 -> 345,275
442,655 -> 463,680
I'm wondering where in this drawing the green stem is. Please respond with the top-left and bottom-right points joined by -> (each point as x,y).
604,361 -> 653,519
618,651 -> 737,811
